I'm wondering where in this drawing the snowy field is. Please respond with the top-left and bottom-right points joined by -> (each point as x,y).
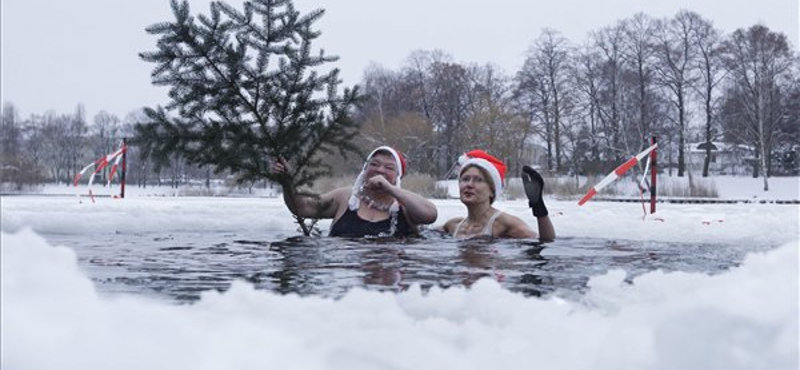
1,177 -> 798,370
17,174 -> 800,201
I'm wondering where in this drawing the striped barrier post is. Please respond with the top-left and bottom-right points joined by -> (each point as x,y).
73,141 -> 128,202
578,142 -> 659,206
120,138 -> 127,199
650,137 -> 657,213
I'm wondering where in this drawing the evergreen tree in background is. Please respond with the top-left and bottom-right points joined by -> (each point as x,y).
134,0 -> 361,234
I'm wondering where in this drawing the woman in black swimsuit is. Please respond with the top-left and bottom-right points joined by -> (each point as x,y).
271,146 -> 437,237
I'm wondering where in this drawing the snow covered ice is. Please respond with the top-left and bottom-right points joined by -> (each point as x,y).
1,179 -> 798,370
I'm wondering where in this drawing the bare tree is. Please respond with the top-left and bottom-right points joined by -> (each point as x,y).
61,105 -> 89,184
401,49 -> 452,123
38,113 -> 68,182
525,29 -> 574,173
691,15 -> 726,177
91,111 -> 122,183
432,61 -> 473,176
589,23 -> 627,168
620,13 -> 662,151
654,10 -> 701,177
778,74 -> 800,175
721,24 -> 794,190
358,63 -> 435,174
359,63 -> 398,137
0,103 -> 42,189
514,54 -> 552,169
463,64 -> 527,173
1,103 -> 21,183
121,109 -> 152,187
19,115 -> 48,183
571,43 -> 604,172
400,50 -> 468,176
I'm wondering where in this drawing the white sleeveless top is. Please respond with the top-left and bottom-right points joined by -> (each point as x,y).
453,210 -> 502,238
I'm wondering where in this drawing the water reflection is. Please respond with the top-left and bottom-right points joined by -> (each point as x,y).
42,231 -> 766,303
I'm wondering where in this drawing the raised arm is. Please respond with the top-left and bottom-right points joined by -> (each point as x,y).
365,175 -> 437,225
506,215 -> 555,240
522,165 -> 556,241
535,216 -> 556,241
502,214 -> 538,239
271,158 -> 342,219
392,187 -> 438,225
280,185 -> 345,219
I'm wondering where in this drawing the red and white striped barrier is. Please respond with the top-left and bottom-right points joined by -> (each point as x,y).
578,143 -> 658,206
73,143 -> 127,202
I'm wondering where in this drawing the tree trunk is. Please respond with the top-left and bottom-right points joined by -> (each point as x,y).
759,122 -> 770,191
757,83 -> 769,191
702,73 -> 713,177
752,148 -> 760,178
702,104 -> 712,177
553,90 -> 562,173
677,123 -> 685,177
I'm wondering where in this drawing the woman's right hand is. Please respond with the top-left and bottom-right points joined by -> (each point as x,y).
270,157 -> 291,184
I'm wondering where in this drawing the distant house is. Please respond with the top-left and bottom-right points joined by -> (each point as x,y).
688,141 -> 752,175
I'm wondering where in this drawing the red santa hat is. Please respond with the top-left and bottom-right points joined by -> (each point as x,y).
458,149 -> 507,200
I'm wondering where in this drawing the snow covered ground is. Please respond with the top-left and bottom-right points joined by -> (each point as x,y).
20,174 -> 800,201
707,176 -> 799,200
1,177 -> 798,370
441,175 -> 800,201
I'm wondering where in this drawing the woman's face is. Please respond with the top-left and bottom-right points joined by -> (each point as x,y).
365,152 -> 399,184
459,166 -> 493,205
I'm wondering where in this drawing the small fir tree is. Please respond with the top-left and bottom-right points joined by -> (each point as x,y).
134,0 -> 362,235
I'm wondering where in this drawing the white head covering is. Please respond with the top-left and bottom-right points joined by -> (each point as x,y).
348,146 -> 405,212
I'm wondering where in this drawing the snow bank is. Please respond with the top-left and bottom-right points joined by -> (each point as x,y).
2,230 -> 797,370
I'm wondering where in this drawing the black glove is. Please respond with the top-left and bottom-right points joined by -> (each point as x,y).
522,165 -> 548,217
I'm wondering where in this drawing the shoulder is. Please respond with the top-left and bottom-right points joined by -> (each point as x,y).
320,187 -> 352,212
326,187 -> 352,200
497,212 -> 525,226
496,212 -> 537,239
441,217 -> 465,233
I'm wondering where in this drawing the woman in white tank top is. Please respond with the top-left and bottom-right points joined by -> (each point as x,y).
452,209 -> 503,238
441,150 -> 556,240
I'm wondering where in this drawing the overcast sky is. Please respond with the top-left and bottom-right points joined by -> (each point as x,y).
2,0 -> 798,121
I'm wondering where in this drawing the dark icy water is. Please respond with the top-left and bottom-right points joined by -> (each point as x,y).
40,230 -> 768,302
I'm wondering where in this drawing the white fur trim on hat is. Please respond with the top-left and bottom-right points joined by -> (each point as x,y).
459,157 -> 504,200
